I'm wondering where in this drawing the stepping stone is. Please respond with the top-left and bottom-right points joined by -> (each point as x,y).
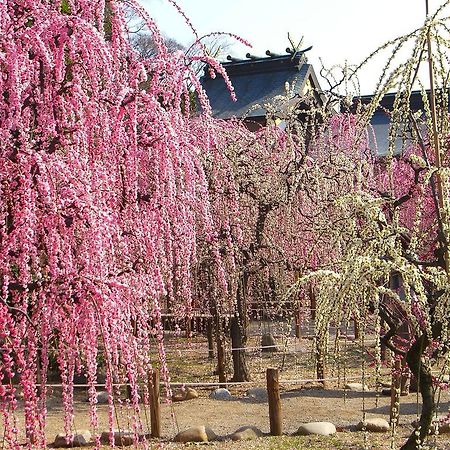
210,388 -> 232,400
296,422 -> 336,436
230,425 -> 263,441
357,418 -> 389,432
54,430 -> 91,447
174,426 -> 217,443
345,382 -> 369,392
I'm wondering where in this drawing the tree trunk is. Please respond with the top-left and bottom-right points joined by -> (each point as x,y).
400,335 -> 434,450
230,314 -> 250,381
230,274 -> 250,382
206,318 -> 214,359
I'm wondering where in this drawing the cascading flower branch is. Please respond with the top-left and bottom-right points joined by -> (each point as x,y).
0,0 -> 235,448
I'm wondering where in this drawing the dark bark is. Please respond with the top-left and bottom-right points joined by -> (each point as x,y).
230,315 -> 250,381
400,335 -> 434,450
206,318 -> 214,359
230,273 -> 250,382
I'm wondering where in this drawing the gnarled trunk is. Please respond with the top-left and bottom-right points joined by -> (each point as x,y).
230,314 -> 250,381
400,335 -> 434,450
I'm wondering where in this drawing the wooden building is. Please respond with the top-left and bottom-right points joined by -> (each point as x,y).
201,48 -> 324,130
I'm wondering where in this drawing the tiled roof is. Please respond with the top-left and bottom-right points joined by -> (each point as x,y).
201,53 -> 315,119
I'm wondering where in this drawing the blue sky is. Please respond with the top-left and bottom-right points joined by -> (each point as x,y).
137,0 -> 444,94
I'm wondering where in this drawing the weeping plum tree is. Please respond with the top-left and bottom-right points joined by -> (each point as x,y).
289,3 -> 450,448
0,0 -> 238,447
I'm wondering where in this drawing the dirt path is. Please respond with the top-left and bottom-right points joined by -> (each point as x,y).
36,386 -> 448,447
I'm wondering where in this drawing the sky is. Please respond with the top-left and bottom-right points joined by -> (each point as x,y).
137,0 -> 446,94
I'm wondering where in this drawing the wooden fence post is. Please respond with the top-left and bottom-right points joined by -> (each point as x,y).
266,368 -> 282,436
390,359 -> 401,426
148,370 -> 161,438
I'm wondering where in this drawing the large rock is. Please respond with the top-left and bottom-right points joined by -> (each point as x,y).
230,426 -> 263,441
210,388 -> 232,400
261,333 -> 278,352
345,382 -> 369,392
54,430 -> 91,447
296,422 -> 336,436
100,430 -> 134,446
172,387 -> 199,402
245,387 -> 268,401
174,426 -> 217,443
96,391 -> 109,404
357,418 -> 389,432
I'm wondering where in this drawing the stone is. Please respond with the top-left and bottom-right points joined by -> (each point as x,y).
210,388 -> 232,400
96,391 -> 109,404
174,426 -> 217,443
54,430 -> 91,447
345,382 -> 369,392
100,430 -> 134,446
261,333 -> 278,352
356,418 -> 389,432
172,387 -> 199,402
245,387 -> 268,401
185,387 -> 199,400
230,426 -> 264,441
296,422 -> 336,436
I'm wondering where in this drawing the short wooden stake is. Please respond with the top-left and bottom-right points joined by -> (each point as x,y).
266,368 -> 282,436
148,370 -> 161,438
390,359 -> 401,426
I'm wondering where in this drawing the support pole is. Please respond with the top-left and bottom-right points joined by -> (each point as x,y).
149,370 -> 161,438
266,368 -> 282,436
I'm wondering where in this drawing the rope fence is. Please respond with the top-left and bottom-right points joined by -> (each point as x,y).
13,373 -> 389,389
